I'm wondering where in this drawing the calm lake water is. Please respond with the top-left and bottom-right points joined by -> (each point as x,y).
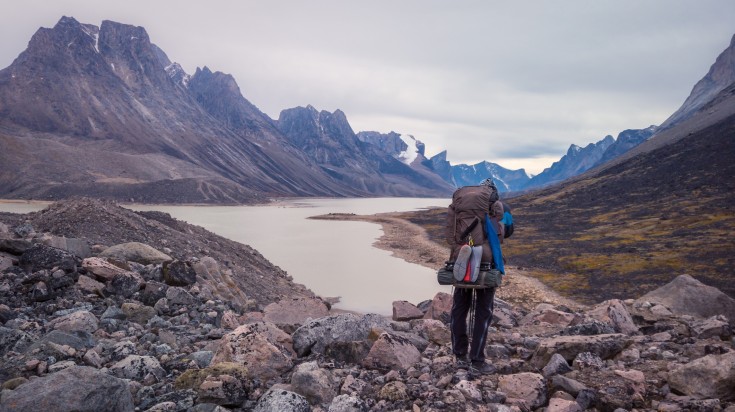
1,198 -> 452,315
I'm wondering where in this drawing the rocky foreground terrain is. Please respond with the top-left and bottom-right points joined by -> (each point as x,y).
1,199 -> 734,411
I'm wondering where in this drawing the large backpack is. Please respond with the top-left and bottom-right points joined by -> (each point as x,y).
447,184 -> 500,249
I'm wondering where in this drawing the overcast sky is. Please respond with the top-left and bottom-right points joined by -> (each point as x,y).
2,1 -> 733,174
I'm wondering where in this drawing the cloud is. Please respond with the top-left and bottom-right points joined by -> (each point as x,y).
1,0 -> 734,174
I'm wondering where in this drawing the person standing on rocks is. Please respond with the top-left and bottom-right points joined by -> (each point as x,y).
446,178 -> 504,374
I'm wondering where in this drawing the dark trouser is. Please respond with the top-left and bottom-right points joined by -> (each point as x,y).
450,287 -> 495,362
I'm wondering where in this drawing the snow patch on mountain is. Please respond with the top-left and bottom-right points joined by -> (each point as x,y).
397,133 -> 418,165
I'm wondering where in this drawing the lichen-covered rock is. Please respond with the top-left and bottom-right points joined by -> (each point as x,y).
121,302 -> 157,324
19,244 -> 77,273
327,394 -> 369,412
292,313 -> 391,357
253,389 -> 311,412
0,366 -> 133,412
378,381 -> 409,401
110,355 -> 166,383
163,260 -> 197,286
210,323 -> 293,380
108,270 -> 145,297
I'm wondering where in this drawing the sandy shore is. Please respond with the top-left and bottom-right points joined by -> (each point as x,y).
312,212 -> 586,311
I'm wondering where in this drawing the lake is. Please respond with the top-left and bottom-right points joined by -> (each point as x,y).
0,198 -> 452,315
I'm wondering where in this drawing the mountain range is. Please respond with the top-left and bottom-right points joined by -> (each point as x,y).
0,17 -> 732,202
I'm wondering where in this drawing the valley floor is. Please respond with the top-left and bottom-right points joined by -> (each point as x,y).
311,212 -> 585,311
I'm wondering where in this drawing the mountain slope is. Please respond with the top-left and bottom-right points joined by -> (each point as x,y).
659,34 -> 735,131
278,106 -> 452,197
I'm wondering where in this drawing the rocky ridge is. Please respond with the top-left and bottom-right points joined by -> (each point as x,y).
1,199 -> 734,411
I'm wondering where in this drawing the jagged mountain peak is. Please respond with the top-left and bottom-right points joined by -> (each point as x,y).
165,62 -> 190,87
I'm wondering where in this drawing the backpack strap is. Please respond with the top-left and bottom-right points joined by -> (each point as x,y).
459,217 -> 480,243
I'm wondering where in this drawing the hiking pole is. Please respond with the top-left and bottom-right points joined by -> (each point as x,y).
468,288 -> 476,343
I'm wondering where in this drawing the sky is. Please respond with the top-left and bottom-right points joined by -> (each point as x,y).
1,1 -> 733,175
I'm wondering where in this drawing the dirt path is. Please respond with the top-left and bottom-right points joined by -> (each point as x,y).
312,212 -> 586,311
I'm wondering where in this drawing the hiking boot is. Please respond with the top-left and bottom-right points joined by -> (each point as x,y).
470,360 -> 496,375
455,354 -> 470,369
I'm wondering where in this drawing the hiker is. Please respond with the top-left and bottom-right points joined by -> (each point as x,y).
446,177 -> 504,374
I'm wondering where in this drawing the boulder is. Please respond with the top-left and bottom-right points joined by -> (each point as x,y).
210,323 -> 293,380
668,351 -> 735,401
378,381 -> 409,401
142,281 -> 169,306
165,287 -> 196,306
560,320 -> 616,336
0,238 -> 32,255
411,319 -> 451,345
263,296 -> 329,333
690,315 -> 732,339
327,394 -> 369,412
455,380 -> 483,402
253,389 -> 311,412
423,292 -> 452,323
19,244 -> 77,273
81,257 -> 130,282
109,355 -> 166,383
635,274 -> 735,324
108,270 -> 145,298
530,334 -> 632,369
99,242 -> 172,265
542,353 -> 572,377
520,303 -> 575,327
0,366 -> 133,412
292,313 -> 391,357
392,300 -> 424,321
547,398 -> 582,412
324,340 -> 372,364
0,327 -> 35,356
163,260 -> 197,286
497,373 -> 547,410
586,299 -> 638,335
362,332 -> 421,371
290,361 -> 337,405
76,275 -> 105,295
122,302 -> 157,325
51,310 -> 98,334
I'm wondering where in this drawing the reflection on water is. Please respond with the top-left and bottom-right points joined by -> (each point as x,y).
0,198 -> 452,315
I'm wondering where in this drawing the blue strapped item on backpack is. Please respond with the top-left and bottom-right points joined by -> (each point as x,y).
485,213 -> 505,275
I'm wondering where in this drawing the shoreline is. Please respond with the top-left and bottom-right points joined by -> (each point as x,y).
312,212 -> 587,311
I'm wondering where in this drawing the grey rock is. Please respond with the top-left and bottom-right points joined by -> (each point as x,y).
0,366 -> 133,412
328,394 -> 369,412
51,310 -> 98,334
362,332 -> 421,371
99,242 -> 173,265
42,236 -> 91,259
13,223 -> 34,238
635,274 -> 735,325
122,302 -> 157,325
263,296 -> 329,333
165,287 -> 196,306
110,355 -> 166,382
30,281 -> 51,302
691,315 -> 732,339
0,326 -> 35,356
668,350 -> 735,401
324,340 -> 372,365
542,353 -> 572,377
292,313 -> 391,357
290,361 -> 337,405
0,239 -> 33,255
560,320 -> 616,336
497,372 -> 547,410
530,334 -> 632,369
141,281 -> 169,306
101,305 -> 126,320
163,260 -> 197,286
185,351 -> 214,368
572,352 -> 605,370
392,300 -> 424,321
551,375 -> 588,396
19,244 -> 77,273
210,323 -> 294,381
253,388 -> 311,412
586,299 -> 638,335
108,270 -> 145,298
